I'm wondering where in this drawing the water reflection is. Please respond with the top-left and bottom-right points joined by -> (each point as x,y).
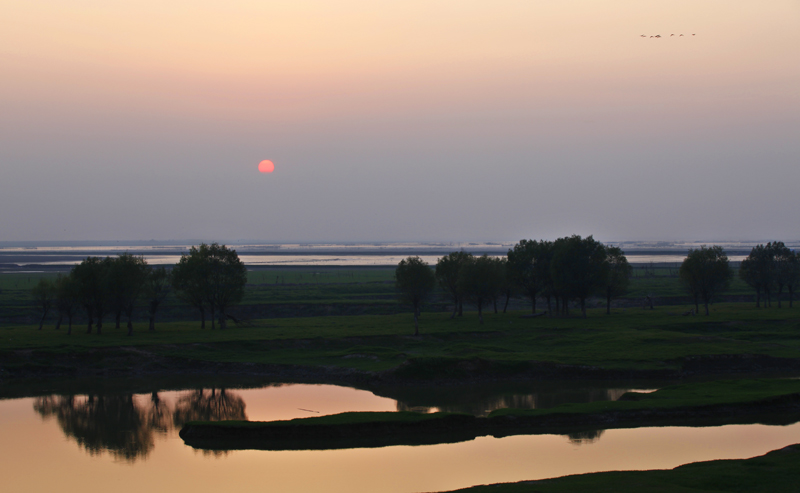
33,388 -> 246,462
567,430 -> 605,445
172,389 -> 247,427
393,385 -> 635,417
34,394 -> 156,461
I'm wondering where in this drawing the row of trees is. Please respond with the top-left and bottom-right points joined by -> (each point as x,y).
677,242 -> 799,315
398,240 -> 800,328
32,243 -> 247,335
395,235 -> 634,332
31,254 -> 170,335
739,242 -> 800,308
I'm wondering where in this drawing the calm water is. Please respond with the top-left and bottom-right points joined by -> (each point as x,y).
0,241 -> 763,267
2,383 -> 799,493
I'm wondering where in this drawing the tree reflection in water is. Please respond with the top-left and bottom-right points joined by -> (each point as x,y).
566,429 -> 605,445
34,394 -> 155,461
34,388 -> 247,462
172,389 -> 247,427
397,388 -> 631,420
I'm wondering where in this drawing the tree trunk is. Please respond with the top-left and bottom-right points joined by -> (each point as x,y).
127,315 -> 133,336
458,302 -> 463,317
149,301 -> 158,331
694,295 -> 699,314
477,300 -> 484,324
755,288 -> 761,308
606,291 -> 611,315
503,291 -> 510,314
555,296 -> 560,317
219,310 -> 227,330
493,298 -> 498,314
55,315 -> 62,331
777,285 -> 784,308
86,311 -> 93,334
450,297 -> 458,319
789,286 -> 794,308
38,311 -> 47,330
413,305 -> 419,336
67,315 -> 72,336
199,307 -> 206,329
115,311 -> 122,329
210,306 -> 216,330
96,315 -> 103,335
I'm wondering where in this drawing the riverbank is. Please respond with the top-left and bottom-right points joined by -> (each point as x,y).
178,379 -> 800,451
2,305 -> 800,393
440,443 -> 800,492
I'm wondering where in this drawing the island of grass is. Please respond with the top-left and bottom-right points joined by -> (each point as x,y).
179,378 -> 800,451
439,444 -> 800,492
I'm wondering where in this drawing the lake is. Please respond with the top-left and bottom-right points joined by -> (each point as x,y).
2,381 -> 798,493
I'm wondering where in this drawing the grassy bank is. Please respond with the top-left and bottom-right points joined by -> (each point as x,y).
2,304 -> 800,378
179,378 -> 800,451
441,444 -> 800,492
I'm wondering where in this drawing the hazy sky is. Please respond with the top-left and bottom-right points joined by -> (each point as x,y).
2,0 -> 799,243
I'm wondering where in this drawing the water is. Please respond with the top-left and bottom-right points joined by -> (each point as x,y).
0,241 -> 765,268
2,382 -> 799,493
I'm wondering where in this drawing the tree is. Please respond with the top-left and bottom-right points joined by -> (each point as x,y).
395,256 -> 436,336
679,245 -> 732,316
435,251 -> 473,318
787,251 -> 800,308
550,235 -> 608,318
71,257 -> 111,334
173,243 -> 246,330
107,253 -> 149,335
604,246 -> 632,315
458,254 -> 503,324
740,245 -> 767,308
54,273 -> 80,335
507,239 -> 548,314
143,266 -> 170,331
772,242 -> 795,308
31,278 -> 56,330
205,243 -> 247,330
172,245 -> 211,329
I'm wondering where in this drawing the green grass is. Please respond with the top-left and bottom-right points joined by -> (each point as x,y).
442,444 -> 800,492
2,304 -> 800,374
187,410 -> 468,428
488,378 -> 800,418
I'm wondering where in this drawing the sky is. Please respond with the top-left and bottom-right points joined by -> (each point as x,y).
1,0 -> 799,244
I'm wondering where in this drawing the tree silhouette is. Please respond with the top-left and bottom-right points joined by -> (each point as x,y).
395,256 -> 436,336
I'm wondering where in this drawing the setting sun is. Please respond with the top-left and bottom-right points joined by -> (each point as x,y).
258,160 -> 275,173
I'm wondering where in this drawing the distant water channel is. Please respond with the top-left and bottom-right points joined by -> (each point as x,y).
0,242 -> 758,269
3,382 -> 800,493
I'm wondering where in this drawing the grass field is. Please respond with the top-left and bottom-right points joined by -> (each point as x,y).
443,444 -> 800,492
2,304 -> 799,374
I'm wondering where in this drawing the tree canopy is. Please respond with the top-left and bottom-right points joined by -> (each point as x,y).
680,245 -> 732,315
395,256 -> 436,336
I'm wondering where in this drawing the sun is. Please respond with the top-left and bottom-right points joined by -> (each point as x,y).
258,160 -> 275,173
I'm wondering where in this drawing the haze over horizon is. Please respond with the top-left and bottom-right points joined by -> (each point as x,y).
2,1 -> 798,244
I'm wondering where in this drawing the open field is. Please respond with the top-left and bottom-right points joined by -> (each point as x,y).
2,304 -> 799,380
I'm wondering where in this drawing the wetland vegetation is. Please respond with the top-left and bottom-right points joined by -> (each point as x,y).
2,240 -> 800,492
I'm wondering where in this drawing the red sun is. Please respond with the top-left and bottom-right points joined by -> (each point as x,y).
258,160 -> 275,173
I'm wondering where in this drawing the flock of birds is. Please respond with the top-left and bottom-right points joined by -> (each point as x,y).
642,33 -> 695,38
